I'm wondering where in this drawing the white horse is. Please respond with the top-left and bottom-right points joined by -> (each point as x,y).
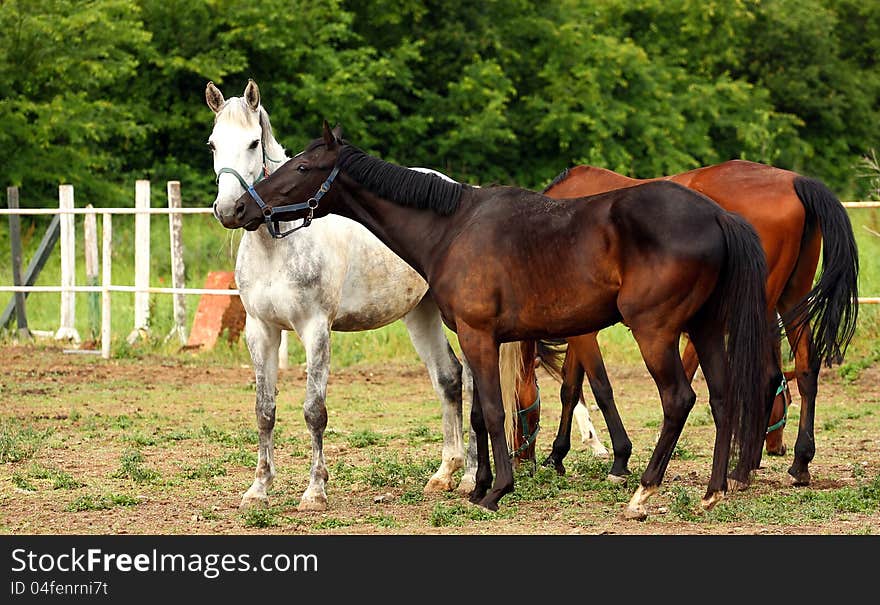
206,79 -> 476,510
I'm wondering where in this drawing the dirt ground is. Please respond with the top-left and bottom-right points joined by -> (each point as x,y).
1,343 -> 878,535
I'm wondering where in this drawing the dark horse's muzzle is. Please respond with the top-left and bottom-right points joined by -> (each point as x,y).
219,165 -> 339,238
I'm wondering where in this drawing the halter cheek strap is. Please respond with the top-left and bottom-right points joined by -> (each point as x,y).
216,165 -> 340,239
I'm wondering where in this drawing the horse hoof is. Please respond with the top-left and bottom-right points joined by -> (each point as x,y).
606,473 -> 627,485
727,478 -> 748,493
424,475 -> 455,493
468,487 -> 488,504
456,475 -> 476,495
477,497 -> 500,512
788,469 -> 811,486
239,495 -> 269,511
622,505 -> 647,521
297,496 -> 328,512
700,491 -> 725,511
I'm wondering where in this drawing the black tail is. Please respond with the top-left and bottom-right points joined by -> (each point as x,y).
783,176 -> 859,367
715,213 -> 773,474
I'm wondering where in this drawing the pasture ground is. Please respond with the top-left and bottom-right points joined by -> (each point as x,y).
1,343 -> 878,535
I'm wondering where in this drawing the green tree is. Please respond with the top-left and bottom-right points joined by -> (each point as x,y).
0,0 -> 150,206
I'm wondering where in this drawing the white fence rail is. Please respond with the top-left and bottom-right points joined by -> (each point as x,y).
2,182 -> 290,363
3,183 -> 878,360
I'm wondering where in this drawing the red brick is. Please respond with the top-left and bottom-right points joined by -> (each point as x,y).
186,271 -> 246,349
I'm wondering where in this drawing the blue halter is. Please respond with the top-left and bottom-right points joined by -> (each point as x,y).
216,165 -> 340,239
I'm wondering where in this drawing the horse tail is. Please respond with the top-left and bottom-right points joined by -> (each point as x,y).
536,338 -> 567,382
499,342 -> 525,448
785,176 -> 859,367
715,212 -> 773,475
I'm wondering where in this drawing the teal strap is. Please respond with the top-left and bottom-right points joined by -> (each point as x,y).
509,384 -> 541,459
766,375 -> 788,434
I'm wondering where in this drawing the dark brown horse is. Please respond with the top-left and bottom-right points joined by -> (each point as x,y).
508,161 -> 858,486
223,123 -> 777,518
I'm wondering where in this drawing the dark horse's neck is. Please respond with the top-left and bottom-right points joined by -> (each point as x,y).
331,146 -> 471,281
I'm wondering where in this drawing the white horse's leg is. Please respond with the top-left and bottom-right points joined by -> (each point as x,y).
574,397 -> 610,457
240,316 -> 281,510
297,319 -> 332,511
402,297 -> 465,493
458,359 -> 478,494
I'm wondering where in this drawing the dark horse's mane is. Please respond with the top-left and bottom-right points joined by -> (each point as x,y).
542,167 -> 571,193
333,144 -> 463,216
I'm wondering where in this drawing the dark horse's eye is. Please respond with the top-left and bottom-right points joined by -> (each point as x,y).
297,165 -> 307,172
248,139 -> 260,150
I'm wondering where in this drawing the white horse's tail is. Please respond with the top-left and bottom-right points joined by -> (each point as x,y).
499,342 -> 526,449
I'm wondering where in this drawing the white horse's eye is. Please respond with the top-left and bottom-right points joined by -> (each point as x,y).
249,139 -> 260,150
207,141 -> 215,152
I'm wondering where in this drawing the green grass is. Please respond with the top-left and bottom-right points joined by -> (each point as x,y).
65,493 -> 139,512
347,429 -> 384,448
112,449 -> 160,484
26,464 -> 84,490
0,419 -> 52,463
663,474 -> 880,525
240,507 -> 279,529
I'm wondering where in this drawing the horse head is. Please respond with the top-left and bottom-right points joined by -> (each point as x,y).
206,79 -> 285,226
224,120 -> 344,232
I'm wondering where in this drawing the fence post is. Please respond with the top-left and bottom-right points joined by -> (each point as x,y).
102,213 -> 112,359
55,184 -> 80,342
166,181 -> 188,345
128,179 -> 151,343
7,186 -> 30,340
84,206 -> 99,341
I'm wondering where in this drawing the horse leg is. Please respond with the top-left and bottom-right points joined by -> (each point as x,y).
579,336 -> 631,480
297,319 -> 332,511
764,340 -> 789,457
458,359 -> 479,494
687,321 -> 734,508
573,396 -> 609,457
468,381 -> 492,503
401,297 -> 465,493
542,350 -> 583,476
458,326 -> 513,511
624,329 -> 695,521
776,233 -> 822,485
240,316 -> 281,510
778,307 -> 819,486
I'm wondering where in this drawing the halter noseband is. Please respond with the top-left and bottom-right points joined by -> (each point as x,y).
216,144 -> 340,239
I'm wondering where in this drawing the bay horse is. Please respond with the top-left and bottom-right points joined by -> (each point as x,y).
206,81 -> 477,512
222,122 -> 778,518
506,162 -> 858,486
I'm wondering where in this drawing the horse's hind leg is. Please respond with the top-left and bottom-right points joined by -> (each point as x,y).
624,328 -> 696,521
687,321 -> 734,508
776,232 -> 822,485
402,297 -> 465,493
240,315 -> 281,510
542,349 -> 584,475
297,319 -> 332,511
777,304 -> 819,486
459,359 -> 479,494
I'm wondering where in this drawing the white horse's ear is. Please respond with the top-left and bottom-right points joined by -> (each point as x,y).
322,120 -> 338,149
244,79 -> 260,112
206,81 -> 225,113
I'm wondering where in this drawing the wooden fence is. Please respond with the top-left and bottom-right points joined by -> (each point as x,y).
2,182 -> 879,360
